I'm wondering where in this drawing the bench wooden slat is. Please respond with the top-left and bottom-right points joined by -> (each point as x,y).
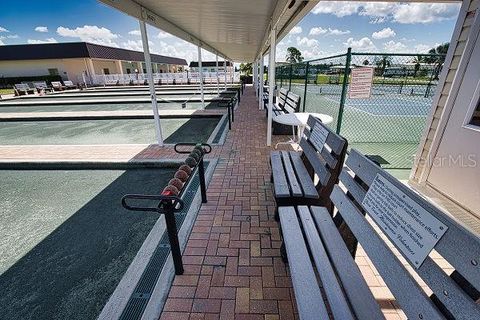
303,129 -> 337,169
339,170 -> 367,201
279,207 -> 330,320
280,151 -> 303,197
288,152 -> 318,198
340,166 -> 480,318
307,115 -> 345,155
331,185 -> 445,320
297,206 -> 356,320
346,149 -> 480,293
270,151 -> 290,198
419,258 -> 480,318
311,206 -> 385,320
299,138 -> 331,187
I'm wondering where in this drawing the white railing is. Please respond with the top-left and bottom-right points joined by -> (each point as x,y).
80,71 -> 240,86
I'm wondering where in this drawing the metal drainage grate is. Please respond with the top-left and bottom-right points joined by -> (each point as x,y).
119,164 -> 206,320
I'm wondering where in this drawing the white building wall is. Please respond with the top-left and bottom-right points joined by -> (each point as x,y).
0,59 -> 70,79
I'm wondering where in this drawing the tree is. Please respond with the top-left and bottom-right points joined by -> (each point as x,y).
239,63 -> 252,75
412,55 -> 423,77
286,47 -> 304,63
374,56 -> 392,75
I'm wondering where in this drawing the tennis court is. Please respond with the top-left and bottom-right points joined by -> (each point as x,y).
290,81 -> 435,168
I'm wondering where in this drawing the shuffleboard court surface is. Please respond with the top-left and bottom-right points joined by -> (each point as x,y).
0,117 -> 220,145
0,101 -> 223,113
0,167 -> 176,320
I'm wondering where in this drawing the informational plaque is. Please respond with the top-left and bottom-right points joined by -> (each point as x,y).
310,124 -> 329,152
348,67 -> 374,99
362,174 -> 448,268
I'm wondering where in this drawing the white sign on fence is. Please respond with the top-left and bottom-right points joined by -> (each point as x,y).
348,67 -> 374,99
362,174 -> 448,268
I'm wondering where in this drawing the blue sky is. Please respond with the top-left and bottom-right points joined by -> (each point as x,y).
0,1 -> 461,63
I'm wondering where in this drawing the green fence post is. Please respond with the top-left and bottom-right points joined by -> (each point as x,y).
288,64 -> 293,91
336,47 -> 352,134
302,61 -> 309,112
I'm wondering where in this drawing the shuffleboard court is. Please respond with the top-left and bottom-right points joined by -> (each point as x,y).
0,101 -> 223,113
0,166 -> 175,320
0,116 -> 221,145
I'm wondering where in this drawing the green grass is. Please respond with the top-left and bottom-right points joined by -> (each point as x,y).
0,89 -> 14,95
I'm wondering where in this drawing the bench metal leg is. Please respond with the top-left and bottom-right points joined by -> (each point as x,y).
274,125 -> 299,150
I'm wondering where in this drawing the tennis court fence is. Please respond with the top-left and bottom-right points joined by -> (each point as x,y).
275,48 -> 446,168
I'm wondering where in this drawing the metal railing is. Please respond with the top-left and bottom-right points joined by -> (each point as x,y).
121,143 -> 212,275
81,72 -> 240,86
276,48 -> 446,169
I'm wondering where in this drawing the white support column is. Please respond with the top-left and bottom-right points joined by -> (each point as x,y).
267,27 -> 276,146
198,46 -> 205,109
230,61 -> 234,84
259,56 -> 264,110
216,53 -> 220,94
253,61 -> 258,99
224,58 -> 227,90
139,20 -> 163,146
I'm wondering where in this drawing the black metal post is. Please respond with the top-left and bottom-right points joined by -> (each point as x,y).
198,158 -> 207,203
336,47 -> 352,134
162,201 -> 184,275
231,99 -> 235,123
302,62 -> 309,112
288,64 -> 293,91
227,101 -> 232,130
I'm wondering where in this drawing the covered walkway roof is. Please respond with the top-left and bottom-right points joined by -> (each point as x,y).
99,0 -> 320,62
99,1 -> 462,62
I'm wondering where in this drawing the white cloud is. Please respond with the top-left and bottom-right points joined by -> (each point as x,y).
312,2 -> 361,17
0,40 -> 4,45
296,36 -> 319,48
312,2 -> 460,24
372,27 -> 396,39
369,17 -> 386,24
415,43 -> 436,53
157,31 -> 172,39
35,26 -> 48,33
57,25 -> 119,47
128,30 -> 141,36
309,27 -> 327,36
309,27 -> 350,36
344,37 -> 377,52
6,34 -> 19,39
0,26 -> 9,32
122,39 -> 143,51
392,3 -> 460,24
27,38 -> 58,44
289,26 -> 302,35
383,40 -> 407,52
328,28 -> 351,36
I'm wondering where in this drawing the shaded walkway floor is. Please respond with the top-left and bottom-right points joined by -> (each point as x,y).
157,87 -> 411,320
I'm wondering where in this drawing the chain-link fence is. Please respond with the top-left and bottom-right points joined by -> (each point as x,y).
276,48 -> 445,169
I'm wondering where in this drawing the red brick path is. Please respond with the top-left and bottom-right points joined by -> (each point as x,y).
159,86 -> 298,320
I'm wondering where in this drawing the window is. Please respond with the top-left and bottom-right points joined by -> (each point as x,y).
143,69 -> 147,73
48,68 -> 59,76
469,98 -> 480,126
126,68 -> 131,74
103,68 -> 110,75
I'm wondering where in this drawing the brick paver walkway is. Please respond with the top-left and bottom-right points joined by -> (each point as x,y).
158,87 -> 297,320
